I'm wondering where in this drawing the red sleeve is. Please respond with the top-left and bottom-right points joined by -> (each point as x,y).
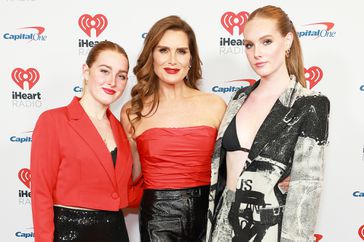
30,112 -> 61,242
127,174 -> 144,208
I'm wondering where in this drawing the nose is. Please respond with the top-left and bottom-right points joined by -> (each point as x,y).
107,74 -> 116,86
168,52 -> 177,65
253,46 -> 261,59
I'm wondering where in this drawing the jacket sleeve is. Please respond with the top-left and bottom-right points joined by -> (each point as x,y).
127,174 -> 143,208
30,112 -> 61,242
281,96 -> 330,242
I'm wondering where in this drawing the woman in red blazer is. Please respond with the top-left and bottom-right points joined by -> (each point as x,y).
31,40 -> 142,242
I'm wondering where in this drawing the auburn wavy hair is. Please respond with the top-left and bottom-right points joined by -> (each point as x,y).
127,15 -> 202,134
82,40 -> 129,96
246,5 -> 306,87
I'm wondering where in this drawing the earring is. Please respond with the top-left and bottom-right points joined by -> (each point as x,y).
185,64 -> 191,81
285,49 -> 290,58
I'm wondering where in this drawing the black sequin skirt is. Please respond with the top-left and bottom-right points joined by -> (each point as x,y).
139,185 -> 209,242
53,206 -> 129,242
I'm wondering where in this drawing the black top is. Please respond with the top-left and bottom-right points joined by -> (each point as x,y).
222,116 -> 250,153
110,147 -> 117,167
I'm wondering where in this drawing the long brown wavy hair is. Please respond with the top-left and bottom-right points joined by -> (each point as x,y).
246,5 -> 306,87
127,15 -> 202,134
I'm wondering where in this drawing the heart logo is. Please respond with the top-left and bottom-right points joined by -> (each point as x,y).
18,168 -> 31,189
78,14 -> 108,37
358,225 -> 364,240
314,234 -> 323,242
11,68 -> 40,90
304,66 -> 323,89
221,11 -> 249,36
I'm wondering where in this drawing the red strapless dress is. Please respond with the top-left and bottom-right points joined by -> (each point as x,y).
136,125 -> 217,189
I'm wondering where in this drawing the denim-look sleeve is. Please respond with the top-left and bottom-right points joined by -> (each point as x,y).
281,95 -> 330,242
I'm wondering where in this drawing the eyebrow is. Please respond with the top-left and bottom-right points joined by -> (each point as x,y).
156,45 -> 189,50
99,64 -> 128,73
243,34 -> 273,43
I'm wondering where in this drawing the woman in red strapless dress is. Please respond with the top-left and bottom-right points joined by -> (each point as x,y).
120,16 -> 226,241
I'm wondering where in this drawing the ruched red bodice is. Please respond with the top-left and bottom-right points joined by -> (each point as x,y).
136,125 -> 217,189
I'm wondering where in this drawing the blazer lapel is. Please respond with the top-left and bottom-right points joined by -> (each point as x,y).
109,112 -> 132,182
67,97 -> 117,188
247,99 -> 294,162
247,77 -> 300,163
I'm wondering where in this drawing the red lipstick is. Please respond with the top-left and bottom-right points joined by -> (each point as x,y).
164,68 -> 180,74
255,62 -> 267,68
102,88 -> 116,95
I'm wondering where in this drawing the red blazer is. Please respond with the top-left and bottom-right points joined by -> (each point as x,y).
30,97 -> 142,242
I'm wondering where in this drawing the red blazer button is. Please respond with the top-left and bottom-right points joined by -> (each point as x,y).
111,192 -> 119,199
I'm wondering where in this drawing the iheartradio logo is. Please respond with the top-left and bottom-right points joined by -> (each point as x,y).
304,66 -> 323,89
78,14 -> 108,37
314,234 -> 323,242
18,168 -> 31,189
359,225 -> 364,240
11,68 -> 40,90
221,11 -> 249,36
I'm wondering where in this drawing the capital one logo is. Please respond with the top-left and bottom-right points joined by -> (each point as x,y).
11,68 -> 40,90
227,78 -> 256,86
298,22 -> 336,39
305,22 -> 334,31
78,14 -> 108,37
212,78 -> 256,94
305,66 -> 323,89
221,11 -> 249,36
18,168 -> 31,189
3,26 -> 47,42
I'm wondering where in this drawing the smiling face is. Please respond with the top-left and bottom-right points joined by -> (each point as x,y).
152,29 -> 191,86
243,17 -> 292,79
83,50 -> 129,107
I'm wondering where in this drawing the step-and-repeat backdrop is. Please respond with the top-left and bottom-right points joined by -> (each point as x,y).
1,0 -> 363,241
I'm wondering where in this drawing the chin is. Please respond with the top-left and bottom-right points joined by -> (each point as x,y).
161,77 -> 184,84
254,70 -> 271,78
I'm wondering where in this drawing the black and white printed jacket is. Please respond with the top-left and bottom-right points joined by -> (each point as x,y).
207,76 -> 330,242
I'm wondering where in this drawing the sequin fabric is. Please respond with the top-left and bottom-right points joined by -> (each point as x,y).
53,206 -> 129,242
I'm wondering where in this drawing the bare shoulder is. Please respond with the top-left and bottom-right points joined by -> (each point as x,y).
119,100 -> 133,135
120,101 -> 131,120
196,92 -> 227,125
199,92 -> 227,110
